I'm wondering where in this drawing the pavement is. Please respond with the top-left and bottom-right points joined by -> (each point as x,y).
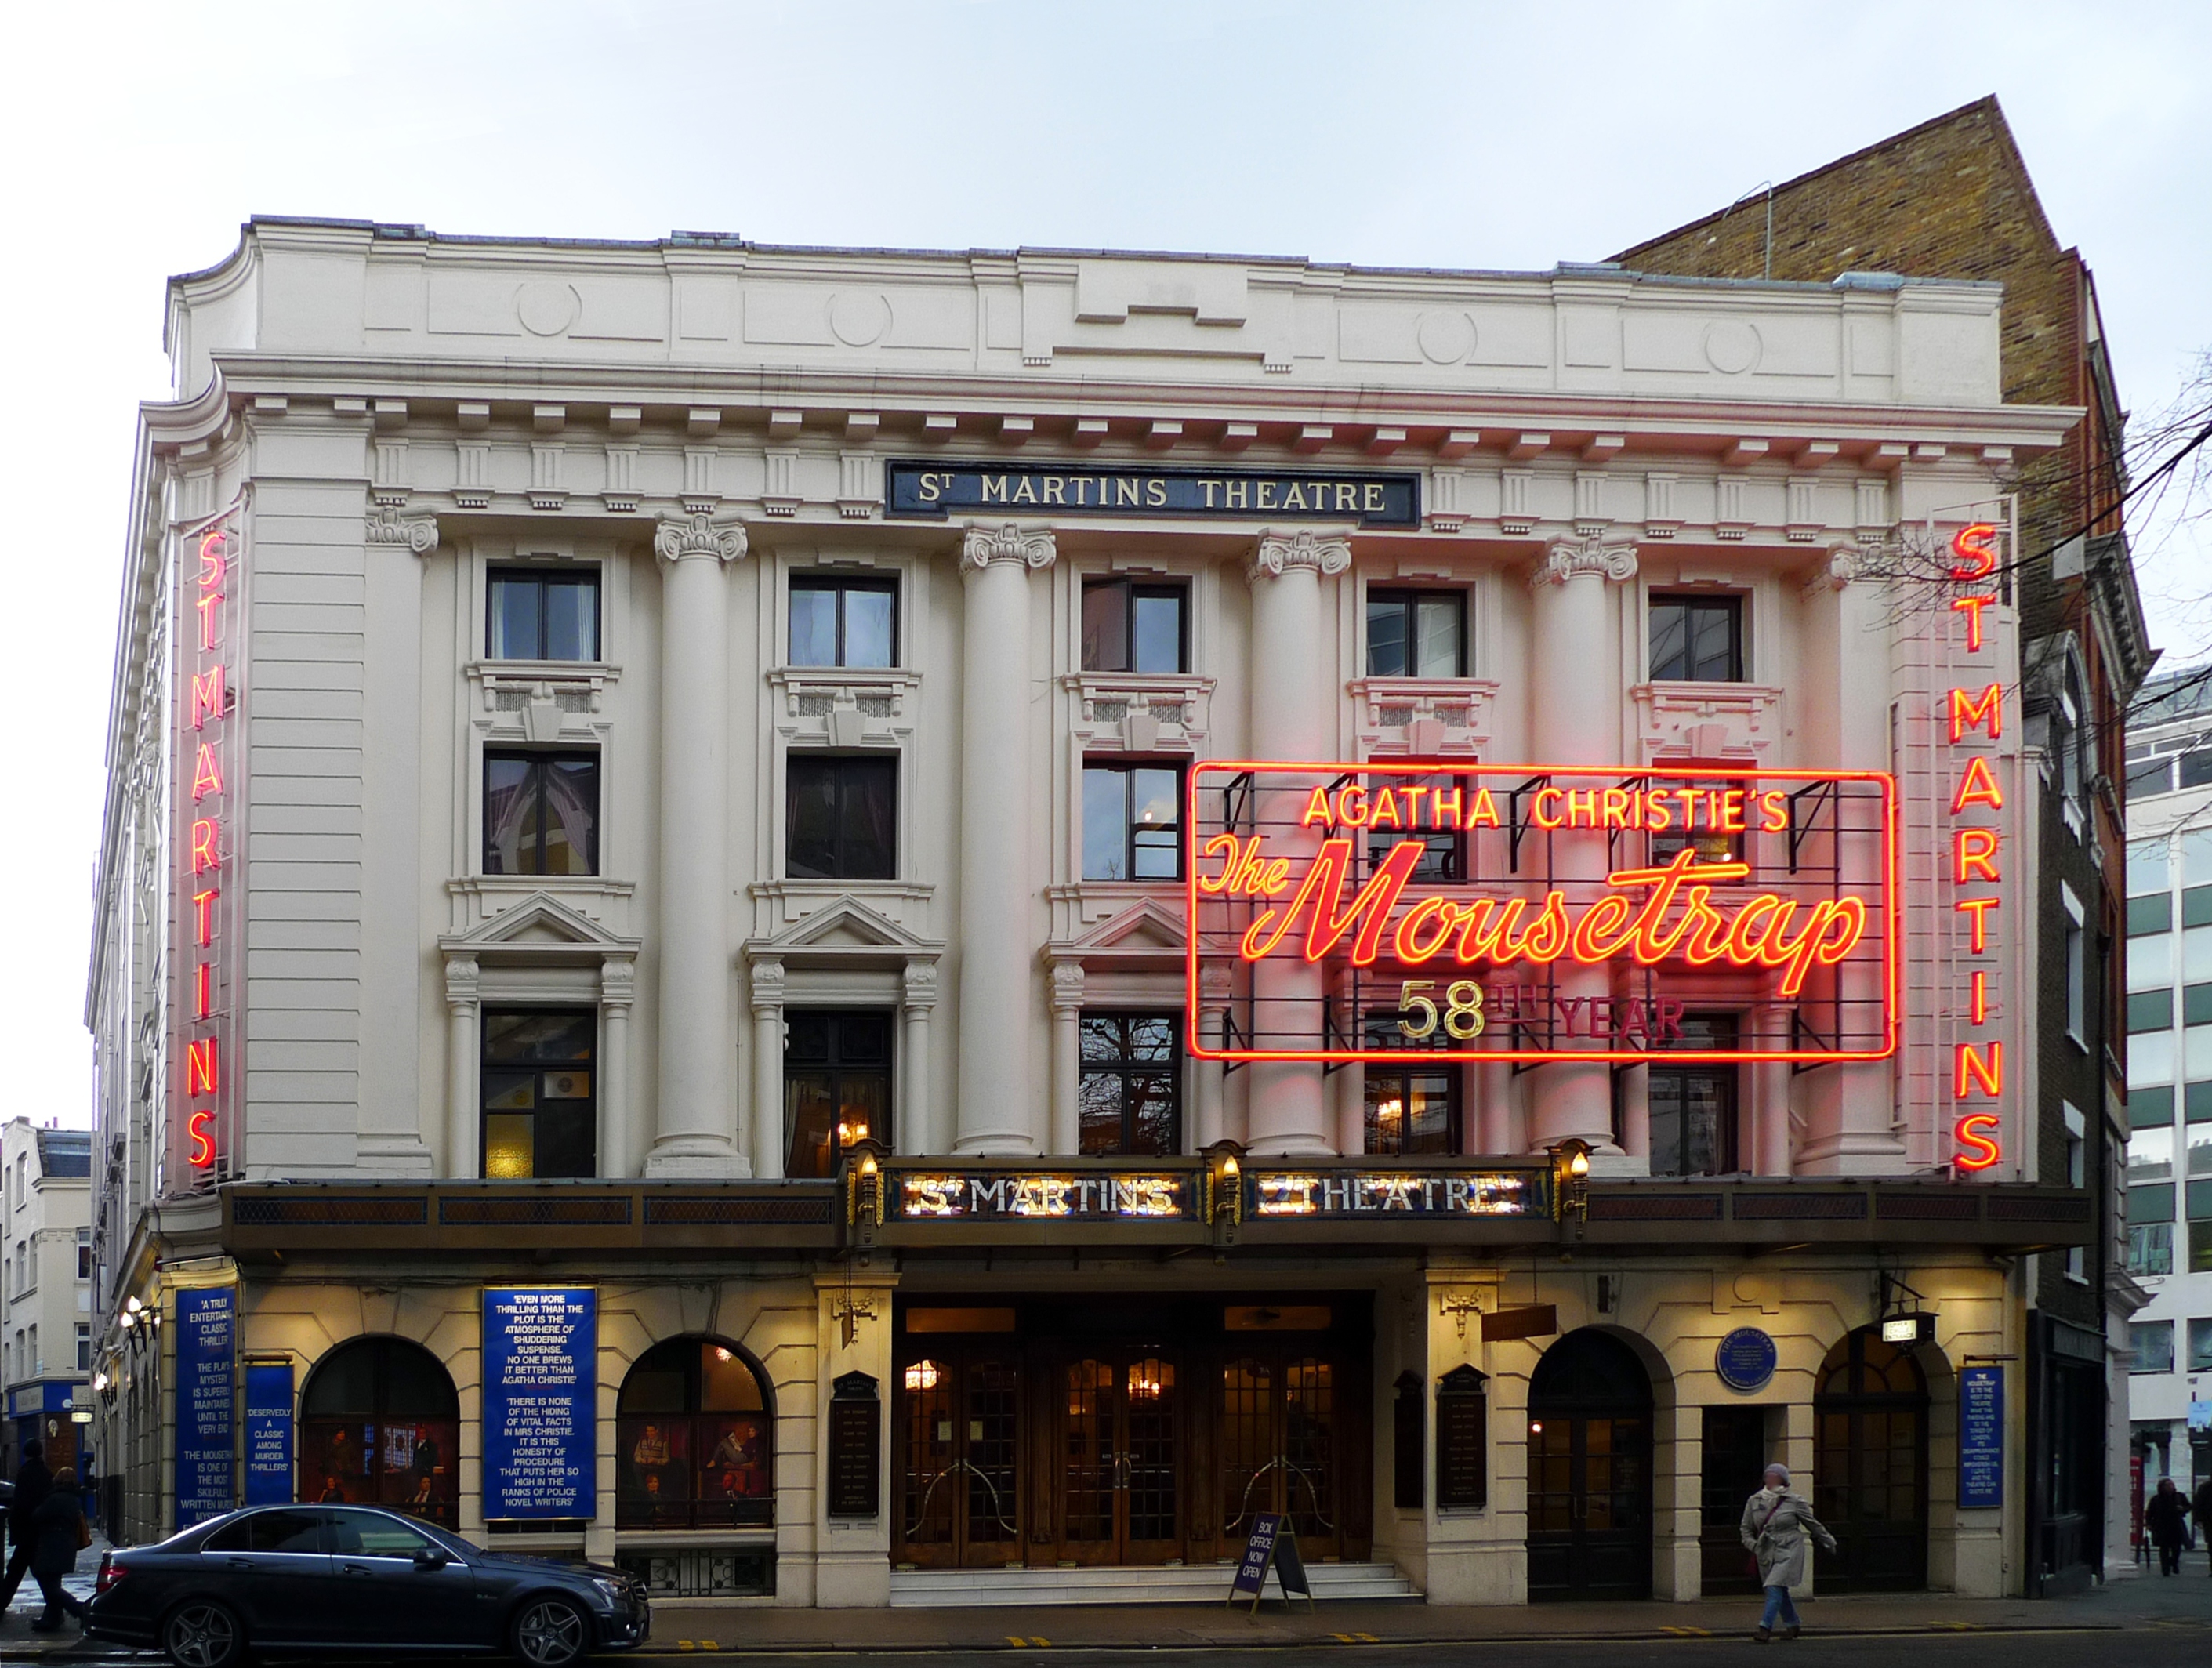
0,1543 -> 2205,1660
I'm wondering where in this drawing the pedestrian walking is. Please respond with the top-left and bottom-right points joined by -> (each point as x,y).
2196,1478 -> 2212,1576
0,1438 -> 52,1619
2145,1477 -> 2192,1576
1741,1463 -> 1839,1641
26,1467 -> 88,1632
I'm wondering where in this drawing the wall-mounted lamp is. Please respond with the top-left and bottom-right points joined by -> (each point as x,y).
844,1141 -> 884,1248
1548,1139 -> 1592,1234
1202,1140 -> 1246,1248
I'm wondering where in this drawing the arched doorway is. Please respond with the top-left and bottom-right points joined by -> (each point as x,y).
1813,1327 -> 1927,1591
1527,1329 -> 1653,1600
299,1336 -> 460,1526
617,1336 -> 774,1529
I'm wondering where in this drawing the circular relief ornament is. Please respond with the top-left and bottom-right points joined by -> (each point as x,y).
1416,310 -> 1475,365
1715,1326 -> 1779,1394
1703,319 -> 1762,375
516,281 -> 581,338
829,291 -> 893,347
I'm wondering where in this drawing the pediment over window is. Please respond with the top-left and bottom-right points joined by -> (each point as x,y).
1050,897 -> 1188,970
747,894 -> 945,968
438,891 -> 640,963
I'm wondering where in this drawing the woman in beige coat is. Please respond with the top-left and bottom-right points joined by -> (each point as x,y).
1740,1463 -> 1839,1641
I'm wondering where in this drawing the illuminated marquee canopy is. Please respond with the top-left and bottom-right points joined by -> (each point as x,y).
1186,761 -> 1897,1065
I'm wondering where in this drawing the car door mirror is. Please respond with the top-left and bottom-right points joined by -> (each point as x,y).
413,1546 -> 448,1570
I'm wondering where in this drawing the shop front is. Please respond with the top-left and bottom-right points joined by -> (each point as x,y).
103,1159 -> 2081,1607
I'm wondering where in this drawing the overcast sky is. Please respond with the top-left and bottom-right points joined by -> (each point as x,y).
3,1 -> 2205,1130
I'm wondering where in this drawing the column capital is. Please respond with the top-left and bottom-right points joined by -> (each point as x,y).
901,959 -> 941,1011
1800,540 -> 1868,598
1531,535 -> 1637,588
961,520 -> 1056,572
1248,526 -> 1351,582
749,956 -> 786,1011
443,954 -> 480,1007
654,512 -> 749,567
600,955 -> 637,1008
1048,959 -> 1086,1014
366,504 -> 439,556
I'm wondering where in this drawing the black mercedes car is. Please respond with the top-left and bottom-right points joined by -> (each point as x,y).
85,1503 -> 649,1667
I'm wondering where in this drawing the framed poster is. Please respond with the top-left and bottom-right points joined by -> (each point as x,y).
483,1287 -> 596,1520
176,1288 -> 237,1527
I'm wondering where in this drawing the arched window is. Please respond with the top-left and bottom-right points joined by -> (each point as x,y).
299,1336 -> 460,1528
617,1336 -> 773,1529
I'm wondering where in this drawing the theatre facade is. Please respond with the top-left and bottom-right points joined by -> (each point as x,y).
85,220 -> 2098,1606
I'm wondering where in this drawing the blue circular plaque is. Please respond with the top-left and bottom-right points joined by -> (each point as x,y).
1716,1327 -> 1779,1394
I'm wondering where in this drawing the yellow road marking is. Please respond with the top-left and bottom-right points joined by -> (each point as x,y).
1661,1626 -> 1712,1637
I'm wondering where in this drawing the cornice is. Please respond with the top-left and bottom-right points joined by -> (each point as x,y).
201,352 -> 2085,459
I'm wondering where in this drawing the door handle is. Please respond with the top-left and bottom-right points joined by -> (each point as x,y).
226,1559 -> 252,1571
339,1561 -> 372,1575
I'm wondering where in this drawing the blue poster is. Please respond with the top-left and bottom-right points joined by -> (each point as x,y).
175,1288 -> 236,1527
483,1288 -> 595,1519
242,1362 -> 294,1507
1960,1365 -> 2003,1510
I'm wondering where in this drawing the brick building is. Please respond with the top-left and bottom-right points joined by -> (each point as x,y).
1616,95 -> 2157,1593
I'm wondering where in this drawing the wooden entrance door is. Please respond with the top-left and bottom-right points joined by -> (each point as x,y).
894,1349 -> 1024,1568
1053,1354 -> 1181,1565
1218,1354 -> 1344,1561
1700,1406 -> 1768,1595
1526,1329 -> 1653,1601
1814,1329 -> 1927,1591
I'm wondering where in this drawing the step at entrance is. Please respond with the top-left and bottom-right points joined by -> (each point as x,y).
888,1560 -> 1420,1607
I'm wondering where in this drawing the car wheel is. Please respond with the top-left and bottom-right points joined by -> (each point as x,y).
510,1595 -> 590,1668
162,1600 -> 245,1668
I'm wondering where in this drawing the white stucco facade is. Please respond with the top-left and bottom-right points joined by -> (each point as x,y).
81,220 -> 2094,1605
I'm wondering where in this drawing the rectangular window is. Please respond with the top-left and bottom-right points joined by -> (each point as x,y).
789,576 -> 897,669
481,1010 -> 597,1180
2134,1085 -> 2176,1128
1368,772 -> 1469,883
2130,1126 -> 2175,1187
1362,1057 -> 1460,1155
484,752 -> 600,876
1082,762 -> 1183,881
2130,989 -> 2175,1034
1366,590 -> 1467,678
2130,894 -> 2175,937
2192,1318 -> 2212,1373
75,1228 -> 89,1280
2196,1219 -> 2212,1273
74,1323 -> 89,1372
1648,594 -> 1744,682
1082,580 -> 1188,674
2132,1182 -> 2176,1223
2062,890 -> 2086,1044
784,1011 -> 893,1180
786,756 -> 897,880
2187,985 -> 2212,1027
1077,1014 -> 1182,1156
488,567 -> 600,662
2188,1082 -> 2212,1122
2188,886 -> 2212,929
2130,757 -> 2174,798
2129,1319 -> 2174,1373
2127,1220 -> 2174,1276
2128,840 -> 2171,896
1648,1015 -> 1742,1176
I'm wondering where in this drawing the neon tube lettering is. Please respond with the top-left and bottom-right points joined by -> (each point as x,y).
1947,683 -> 2003,743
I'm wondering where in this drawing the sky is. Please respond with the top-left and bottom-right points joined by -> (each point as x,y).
2,0 -> 2206,1130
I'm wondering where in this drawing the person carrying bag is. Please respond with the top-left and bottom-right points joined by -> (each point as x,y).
1741,1463 -> 1838,1641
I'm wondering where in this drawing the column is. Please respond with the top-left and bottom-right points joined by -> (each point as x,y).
1525,537 -> 1637,1154
356,516 -> 437,1175
1194,966 -> 1231,1150
1246,529 -> 1348,1155
1334,1063 -> 1367,1159
1752,1004 -> 1793,1175
648,514 -> 749,1176
444,955 -> 480,1178
1475,1060 -> 1516,1154
600,958 -> 635,1177
1793,559 -> 1906,1172
901,961 -> 938,1156
956,523 -> 1054,1154
750,959 -> 785,1180
1618,1063 -> 1652,1161
1048,961 -> 1084,1156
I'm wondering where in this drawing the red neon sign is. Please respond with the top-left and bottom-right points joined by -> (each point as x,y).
176,520 -> 239,1175
1188,761 -> 1898,1065
1943,519 -> 2008,1173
